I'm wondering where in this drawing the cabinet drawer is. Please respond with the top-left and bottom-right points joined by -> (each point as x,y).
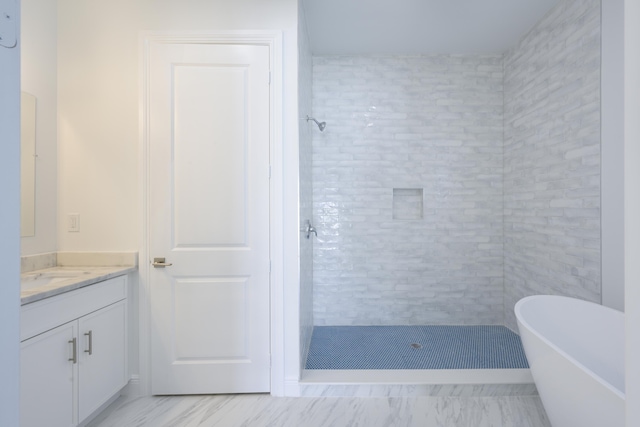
21,275 -> 127,341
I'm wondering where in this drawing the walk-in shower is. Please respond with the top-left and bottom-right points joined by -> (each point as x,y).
297,0 -> 601,396
302,51 -> 530,377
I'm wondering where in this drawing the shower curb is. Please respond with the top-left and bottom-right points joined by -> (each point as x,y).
299,369 -> 537,397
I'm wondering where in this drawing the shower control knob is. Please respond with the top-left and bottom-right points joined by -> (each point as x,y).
305,220 -> 318,239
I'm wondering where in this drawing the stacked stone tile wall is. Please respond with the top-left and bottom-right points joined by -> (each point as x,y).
312,55 -> 505,325
503,0 -> 601,330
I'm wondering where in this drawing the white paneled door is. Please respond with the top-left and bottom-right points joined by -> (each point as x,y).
148,41 -> 271,394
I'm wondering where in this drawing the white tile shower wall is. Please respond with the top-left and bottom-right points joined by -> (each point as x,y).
298,0 -> 314,368
312,55 -> 504,325
503,0 -> 601,330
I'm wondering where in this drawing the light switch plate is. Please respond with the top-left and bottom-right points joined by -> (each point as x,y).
68,213 -> 80,232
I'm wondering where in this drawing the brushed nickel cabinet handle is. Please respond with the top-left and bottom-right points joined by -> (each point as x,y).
84,330 -> 93,355
68,338 -> 77,364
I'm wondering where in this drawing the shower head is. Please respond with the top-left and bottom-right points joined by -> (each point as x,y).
306,115 -> 326,132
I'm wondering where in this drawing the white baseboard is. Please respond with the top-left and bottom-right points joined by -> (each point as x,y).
121,375 -> 142,397
282,379 -> 301,397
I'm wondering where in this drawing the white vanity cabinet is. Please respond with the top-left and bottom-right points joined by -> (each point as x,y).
20,275 -> 128,427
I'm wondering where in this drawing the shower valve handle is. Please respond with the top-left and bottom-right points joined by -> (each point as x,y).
305,221 -> 317,239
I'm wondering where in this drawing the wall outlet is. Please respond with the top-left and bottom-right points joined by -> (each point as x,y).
68,213 -> 80,232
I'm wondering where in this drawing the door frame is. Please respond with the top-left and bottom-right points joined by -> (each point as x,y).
138,31 -> 284,396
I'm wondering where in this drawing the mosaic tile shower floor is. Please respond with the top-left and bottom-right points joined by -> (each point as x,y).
305,325 -> 529,370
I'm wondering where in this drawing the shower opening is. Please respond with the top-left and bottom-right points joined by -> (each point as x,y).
297,0 -> 600,396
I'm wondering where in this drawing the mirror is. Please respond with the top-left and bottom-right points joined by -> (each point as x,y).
21,91 -> 36,237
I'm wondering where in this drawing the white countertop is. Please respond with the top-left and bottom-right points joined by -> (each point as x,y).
21,265 -> 136,305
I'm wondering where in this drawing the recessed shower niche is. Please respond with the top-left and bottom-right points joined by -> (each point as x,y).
392,188 -> 424,220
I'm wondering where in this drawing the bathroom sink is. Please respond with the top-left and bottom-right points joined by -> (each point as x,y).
21,270 -> 92,291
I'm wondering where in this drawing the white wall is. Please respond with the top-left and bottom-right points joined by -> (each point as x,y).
0,0 -> 22,423
624,0 -> 640,423
20,0 -> 57,256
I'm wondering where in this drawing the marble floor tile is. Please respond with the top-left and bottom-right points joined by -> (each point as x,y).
87,394 -> 550,427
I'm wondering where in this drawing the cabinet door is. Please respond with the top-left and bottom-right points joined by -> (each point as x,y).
21,322 -> 77,427
78,300 -> 127,422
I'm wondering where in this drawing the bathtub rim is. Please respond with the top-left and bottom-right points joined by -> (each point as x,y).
514,294 -> 625,401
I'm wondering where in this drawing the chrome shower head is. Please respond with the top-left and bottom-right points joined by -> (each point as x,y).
306,115 -> 326,132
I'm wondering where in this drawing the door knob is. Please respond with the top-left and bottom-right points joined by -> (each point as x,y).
152,257 -> 173,268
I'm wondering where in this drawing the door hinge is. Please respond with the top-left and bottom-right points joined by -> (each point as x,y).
268,71 -> 271,85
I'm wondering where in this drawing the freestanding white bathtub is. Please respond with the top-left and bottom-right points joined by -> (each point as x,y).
515,295 -> 625,427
